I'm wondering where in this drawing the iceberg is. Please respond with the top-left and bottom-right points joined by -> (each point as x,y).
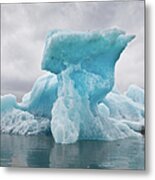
1,28 -> 144,144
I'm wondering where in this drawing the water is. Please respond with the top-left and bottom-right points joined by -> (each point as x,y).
0,134 -> 144,169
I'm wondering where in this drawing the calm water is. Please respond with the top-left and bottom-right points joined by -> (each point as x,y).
0,134 -> 144,169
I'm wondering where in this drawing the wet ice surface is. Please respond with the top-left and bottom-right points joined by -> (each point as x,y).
0,134 -> 144,169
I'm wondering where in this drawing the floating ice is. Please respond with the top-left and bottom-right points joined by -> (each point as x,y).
1,94 -> 18,115
19,72 -> 58,119
42,29 -> 141,143
1,95 -> 50,135
125,84 -> 144,104
1,29 -> 144,144
104,90 -> 144,121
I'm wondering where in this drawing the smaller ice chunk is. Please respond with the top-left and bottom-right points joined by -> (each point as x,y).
120,119 -> 144,132
104,91 -> 144,121
1,94 -> 51,135
1,109 -> 50,135
19,72 -> 58,119
125,84 -> 144,104
1,94 -> 18,114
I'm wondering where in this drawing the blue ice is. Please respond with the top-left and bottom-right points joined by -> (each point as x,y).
1,29 -> 144,144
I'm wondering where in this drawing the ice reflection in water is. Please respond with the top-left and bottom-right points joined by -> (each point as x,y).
0,134 -> 144,169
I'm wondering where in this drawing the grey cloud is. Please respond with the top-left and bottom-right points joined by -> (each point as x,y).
1,77 -> 36,101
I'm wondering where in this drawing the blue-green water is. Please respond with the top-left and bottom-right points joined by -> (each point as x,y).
0,134 -> 144,169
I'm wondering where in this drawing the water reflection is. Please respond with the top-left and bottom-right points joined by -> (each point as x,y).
0,134 -> 144,169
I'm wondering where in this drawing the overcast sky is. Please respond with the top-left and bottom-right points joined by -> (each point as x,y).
1,0 -> 144,100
